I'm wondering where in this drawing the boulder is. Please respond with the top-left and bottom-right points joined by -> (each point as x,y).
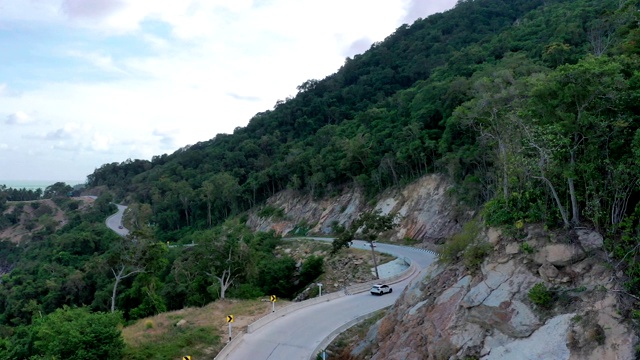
538,263 -> 560,281
534,244 -> 586,267
576,229 -> 603,252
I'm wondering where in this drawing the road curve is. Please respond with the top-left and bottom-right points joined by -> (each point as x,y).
105,203 -> 129,237
224,238 -> 437,360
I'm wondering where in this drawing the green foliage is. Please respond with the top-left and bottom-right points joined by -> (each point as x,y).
332,210 -> 399,254
257,206 -> 286,220
463,242 -> 492,272
227,284 -> 264,299
299,255 -> 324,285
520,242 -> 535,254
5,307 -> 126,360
483,191 -> 546,227
439,220 -> 482,264
528,283 -> 555,309
123,325 -> 219,360
292,220 -> 314,236
257,257 -> 297,297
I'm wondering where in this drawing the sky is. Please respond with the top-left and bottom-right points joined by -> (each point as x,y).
0,0 -> 457,183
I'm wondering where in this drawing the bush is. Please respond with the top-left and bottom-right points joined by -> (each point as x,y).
528,283 -> 555,309
463,242 -> 492,271
439,220 -> 482,264
227,284 -> 264,299
257,206 -> 285,219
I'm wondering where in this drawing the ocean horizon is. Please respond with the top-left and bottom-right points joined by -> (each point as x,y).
0,180 -> 84,191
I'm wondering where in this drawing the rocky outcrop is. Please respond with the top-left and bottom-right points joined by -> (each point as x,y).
246,174 -> 461,248
353,226 -> 637,360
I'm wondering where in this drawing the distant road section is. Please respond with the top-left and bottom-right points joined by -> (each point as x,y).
105,204 -> 129,236
224,239 -> 437,360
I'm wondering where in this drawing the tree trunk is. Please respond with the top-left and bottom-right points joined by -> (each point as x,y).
499,139 -> 509,200
535,175 -> 570,227
111,265 -> 144,312
216,268 -> 233,300
370,242 -> 380,279
568,145 -> 580,225
111,266 -> 124,313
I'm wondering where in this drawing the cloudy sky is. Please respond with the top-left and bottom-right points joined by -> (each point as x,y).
0,0 -> 456,183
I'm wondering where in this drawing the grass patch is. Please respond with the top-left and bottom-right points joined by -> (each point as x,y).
124,326 -> 220,360
123,299 -> 282,359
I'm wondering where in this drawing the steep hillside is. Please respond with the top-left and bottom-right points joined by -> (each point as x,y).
0,197 -> 95,243
339,225 -> 637,359
247,174 -> 462,250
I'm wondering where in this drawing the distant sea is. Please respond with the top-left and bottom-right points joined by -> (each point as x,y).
0,180 -> 84,191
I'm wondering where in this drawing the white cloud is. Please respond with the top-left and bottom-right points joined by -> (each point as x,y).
91,133 -> 112,152
5,111 -> 34,125
0,0 -> 458,181
0,83 -> 20,97
65,50 -> 128,74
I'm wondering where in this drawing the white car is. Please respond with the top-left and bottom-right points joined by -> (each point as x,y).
370,284 -> 392,295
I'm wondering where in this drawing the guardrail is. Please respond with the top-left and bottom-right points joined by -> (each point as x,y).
308,308 -> 390,360
214,256 -> 418,360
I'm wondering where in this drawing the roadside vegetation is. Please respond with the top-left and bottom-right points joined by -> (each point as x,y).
3,0 -> 640,358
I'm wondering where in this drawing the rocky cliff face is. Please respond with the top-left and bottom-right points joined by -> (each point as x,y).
246,174 -> 463,249
352,225 -> 637,360
248,174 -> 637,359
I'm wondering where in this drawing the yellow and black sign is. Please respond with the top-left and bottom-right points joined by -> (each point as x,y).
270,295 -> 277,302
226,315 -> 234,323
183,356 -> 191,360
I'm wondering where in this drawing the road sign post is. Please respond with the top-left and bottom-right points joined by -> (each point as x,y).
317,283 -> 323,297
270,295 -> 277,312
226,315 -> 234,342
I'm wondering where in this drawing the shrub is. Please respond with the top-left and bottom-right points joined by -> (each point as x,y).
439,220 -> 482,264
463,242 -> 492,271
257,206 -> 286,219
528,283 -> 554,309
520,242 -> 534,254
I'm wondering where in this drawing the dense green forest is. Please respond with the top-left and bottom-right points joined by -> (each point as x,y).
3,0 -> 640,357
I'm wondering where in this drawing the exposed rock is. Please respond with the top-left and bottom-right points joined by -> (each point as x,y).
483,314 -> 574,360
534,244 -> 586,267
175,319 -> 187,327
538,263 -> 559,281
350,220 -> 636,360
246,174 -> 461,248
505,242 -> 520,255
487,228 -> 502,245
576,229 -> 604,252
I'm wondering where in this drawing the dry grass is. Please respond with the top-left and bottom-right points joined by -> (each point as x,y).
122,298 -> 292,359
123,297 -> 291,345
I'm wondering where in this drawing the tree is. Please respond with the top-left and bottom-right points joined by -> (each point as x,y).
107,230 -> 167,312
196,224 -> 251,300
332,210 -> 399,279
0,306 -> 126,360
31,306 -> 124,360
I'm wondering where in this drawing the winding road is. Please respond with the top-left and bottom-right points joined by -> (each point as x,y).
223,240 -> 437,360
105,203 -> 129,237
103,206 -> 437,360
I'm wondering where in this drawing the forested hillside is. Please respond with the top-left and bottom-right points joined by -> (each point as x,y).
3,0 -> 640,357
86,0 -> 640,310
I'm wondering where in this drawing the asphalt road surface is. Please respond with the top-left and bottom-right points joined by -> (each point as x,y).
105,204 -> 129,237
226,238 -> 437,360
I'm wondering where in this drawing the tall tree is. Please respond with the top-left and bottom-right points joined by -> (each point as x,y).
332,210 -> 399,279
107,230 -> 166,312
